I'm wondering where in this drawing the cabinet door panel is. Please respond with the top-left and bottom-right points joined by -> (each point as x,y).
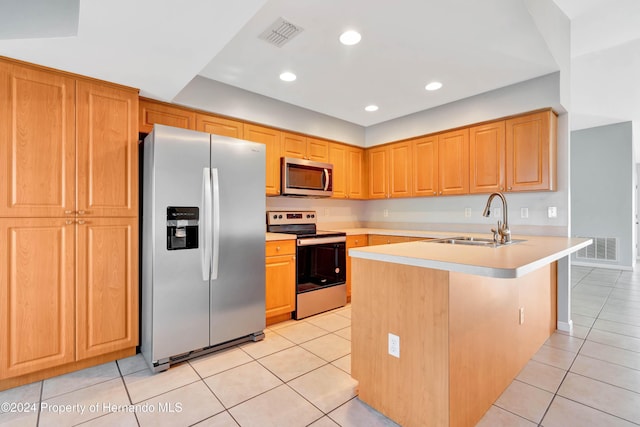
0,62 -> 75,217
195,113 -> 243,138
347,147 -> 365,199
438,129 -> 469,196
368,147 -> 388,199
412,136 -> 438,197
329,143 -> 348,199
307,137 -> 329,162
470,122 -> 505,194
76,217 -> 138,360
506,111 -> 556,192
265,254 -> 295,318
390,142 -> 412,198
0,218 -> 75,378
77,81 -> 138,217
244,124 -> 281,196
281,132 -> 306,159
139,99 -> 195,133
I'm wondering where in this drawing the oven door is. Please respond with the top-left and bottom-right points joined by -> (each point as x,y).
296,237 -> 346,293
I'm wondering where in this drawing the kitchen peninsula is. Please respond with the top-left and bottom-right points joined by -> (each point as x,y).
348,235 -> 591,427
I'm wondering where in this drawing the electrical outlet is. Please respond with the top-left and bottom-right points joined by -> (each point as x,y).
388,333 -> 400,358
519,307 -> 525,325
383,209 -> 389,218
548,206 -> 557,218
464,208 -> 471,218
521,207 -> 529,219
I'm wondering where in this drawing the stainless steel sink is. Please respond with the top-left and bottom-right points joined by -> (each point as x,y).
426,236 -> 526,248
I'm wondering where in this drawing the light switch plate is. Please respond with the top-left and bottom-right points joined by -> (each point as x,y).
521,207 -> 529,219
548,207 -> 557,218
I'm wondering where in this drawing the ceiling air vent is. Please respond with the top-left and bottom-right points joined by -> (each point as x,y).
258,17 -> 303,47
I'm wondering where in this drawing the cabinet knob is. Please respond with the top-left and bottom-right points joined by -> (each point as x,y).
77,220 -> 86,225
77,210 -> 86,215
355,240 -> 359,244
276,246 -> 280,252
64,210 -> 74,214
65,220 -> 73,225
439,191 -> 443,195
508,187 -> 512,190
433,191 -> 437,195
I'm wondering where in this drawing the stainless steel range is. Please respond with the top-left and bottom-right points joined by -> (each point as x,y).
267,211 -> 347,319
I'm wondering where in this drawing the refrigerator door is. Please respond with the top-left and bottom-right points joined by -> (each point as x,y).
146,125 -> 211,362
209,136 -> 266,346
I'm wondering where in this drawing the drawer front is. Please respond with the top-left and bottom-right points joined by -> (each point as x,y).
266,240 -> 296,257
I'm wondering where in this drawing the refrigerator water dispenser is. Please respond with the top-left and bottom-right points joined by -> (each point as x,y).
166,206 -> 199,250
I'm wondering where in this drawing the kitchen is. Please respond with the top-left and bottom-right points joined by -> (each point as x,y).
1,0 -> 640,426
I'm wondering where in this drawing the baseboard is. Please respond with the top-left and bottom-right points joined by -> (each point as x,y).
557,320 -> 572,333
572,261 -> 633,271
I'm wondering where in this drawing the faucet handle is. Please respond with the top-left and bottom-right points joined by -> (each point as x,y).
491,225 -> 500,243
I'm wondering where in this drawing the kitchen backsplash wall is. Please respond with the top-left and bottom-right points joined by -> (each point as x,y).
266,192 -> 568,236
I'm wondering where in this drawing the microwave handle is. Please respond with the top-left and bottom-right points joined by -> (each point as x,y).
323,168 -> 329,191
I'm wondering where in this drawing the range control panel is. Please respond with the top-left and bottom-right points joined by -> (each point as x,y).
267,210 -> 317,226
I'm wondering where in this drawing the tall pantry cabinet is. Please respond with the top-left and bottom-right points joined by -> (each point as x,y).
0,59 -> 138,387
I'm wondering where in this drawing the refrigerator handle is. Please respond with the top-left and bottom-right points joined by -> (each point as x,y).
202,168 -> 212,281
211,168 -> 220,280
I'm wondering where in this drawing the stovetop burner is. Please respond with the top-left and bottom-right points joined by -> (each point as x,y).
266,210 -> 346,239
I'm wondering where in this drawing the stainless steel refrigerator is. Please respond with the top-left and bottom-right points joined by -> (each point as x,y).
141,124 -> 266,372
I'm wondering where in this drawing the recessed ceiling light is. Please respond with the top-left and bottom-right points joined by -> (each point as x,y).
365,105 -> 379,112
340,30 -> 361,46
279,72 -> 297,82
425,81 -> 443,91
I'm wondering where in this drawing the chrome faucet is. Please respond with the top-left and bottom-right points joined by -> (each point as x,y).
482,192 -> 511,244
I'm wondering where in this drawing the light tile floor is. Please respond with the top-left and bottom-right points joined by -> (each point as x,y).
1,266 -> 640,426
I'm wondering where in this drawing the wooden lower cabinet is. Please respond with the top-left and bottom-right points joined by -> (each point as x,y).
265,241 -> 296,324
346,235 -> 367,301
76,217 -> 138,360
0,218 -> 75,379
0,217 -> 138,383
367,234 -> 424,246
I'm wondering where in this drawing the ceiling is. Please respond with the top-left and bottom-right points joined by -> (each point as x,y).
0,0 -> 638,131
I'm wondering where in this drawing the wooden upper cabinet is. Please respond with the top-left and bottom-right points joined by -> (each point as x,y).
506,110 -> 557,192
329,143 -> 348,199
329,143 -> 365,199
389,142 -> 412,198
438,129 -> 469,196
0,218 -> 75,378
76,81 -> 138,217
281,132 -> 307,159
76,217 -> 138,360
307,137 -> 329,162
282,133 -> 329,162
139,98 -> 195,133
412,136 -> 438,197
196,113 -> 243,138
243,124 -> 282,196
470,121 -> 506,194
0,61 -> 76,217
367,146 -> 389,199
347,146 -> 366,199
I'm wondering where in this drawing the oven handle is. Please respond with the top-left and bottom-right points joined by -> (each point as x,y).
297,236 -> 346,246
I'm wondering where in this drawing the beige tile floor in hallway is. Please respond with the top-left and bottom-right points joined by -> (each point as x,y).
1,266 -> 640,426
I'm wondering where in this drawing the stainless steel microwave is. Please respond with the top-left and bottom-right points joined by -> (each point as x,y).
281,157 -> 333,197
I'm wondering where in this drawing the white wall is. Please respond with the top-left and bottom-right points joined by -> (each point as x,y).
173,76 -> 366,146
571,122 -> 635,269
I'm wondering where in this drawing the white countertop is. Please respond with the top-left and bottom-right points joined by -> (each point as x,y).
266,232 -> 296,242
349,234 -> 592,279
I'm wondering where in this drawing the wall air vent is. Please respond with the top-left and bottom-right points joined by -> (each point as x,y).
576,237 -> 617,262
258,17 -> 304,47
